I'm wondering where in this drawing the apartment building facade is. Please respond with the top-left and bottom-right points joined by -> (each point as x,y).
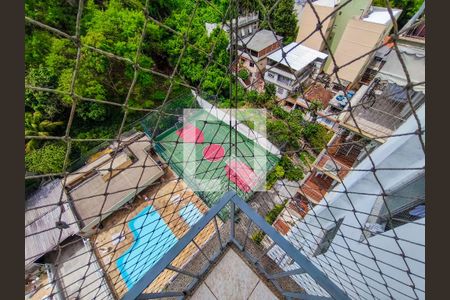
295,0 -> 339,51
237,29 -> 283,92
224,12 -> 260,40
269,104 -> 425,298
295,0 -> 402,88
266,13 -> 425,298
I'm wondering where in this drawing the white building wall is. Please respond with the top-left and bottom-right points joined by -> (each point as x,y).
268,104 -> 425,299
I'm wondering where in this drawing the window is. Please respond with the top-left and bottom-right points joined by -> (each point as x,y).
277,74 -> 292,85
277,86 -> 285,95
363,174 -> 425,237
249,62 -> 255,67
267,72 -> 275,79
313,218 -> 344,256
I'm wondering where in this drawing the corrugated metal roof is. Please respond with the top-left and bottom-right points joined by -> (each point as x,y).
267,42 -> 328,72
25,179 -> 68,226
25,180 -> 79,266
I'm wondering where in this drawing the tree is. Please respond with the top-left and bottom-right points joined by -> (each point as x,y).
164,3 -> 230,99
238,69 -> 249,81
25,143 -> 67,174
302,123 -> 333,153
25,112 -> 64,153
264,83 -> 276,98
306,99 -> 324,123
259,0 -> 298,44
25,0 -> 78,33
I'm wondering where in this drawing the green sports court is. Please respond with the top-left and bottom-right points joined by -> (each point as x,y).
153,109 -> 279,214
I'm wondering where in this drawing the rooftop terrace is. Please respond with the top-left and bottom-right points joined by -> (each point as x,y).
66,132 -> 165,232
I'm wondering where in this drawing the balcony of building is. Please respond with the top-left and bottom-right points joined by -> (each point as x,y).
297,170 -> 335,205
341,79 -> 425,140
401,22 -> 425,43
314,130 -> 367,181
119,192 -> 350,300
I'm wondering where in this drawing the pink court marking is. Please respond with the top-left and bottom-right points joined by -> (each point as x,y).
225,159 -> 258,193
175,123 -> 204,143
203,144 -> 225,162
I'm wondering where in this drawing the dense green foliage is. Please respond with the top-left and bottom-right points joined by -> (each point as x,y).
164,1 -> 230,98
240,0 -> 298,43
267,109 -> 303,150
25,0 -> 226,173
238,69 -> 249,81
303,123 -> 333,153
25,143 -> 67,174
259,0 -> 298,43
265,155 -> 304,189
265,200 -> 288,225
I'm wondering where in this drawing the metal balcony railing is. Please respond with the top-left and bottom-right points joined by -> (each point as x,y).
122,191 -> 350,300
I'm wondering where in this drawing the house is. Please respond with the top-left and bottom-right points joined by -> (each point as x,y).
64,131 -> 165,235
224,12 -> 260,40
237,29 -> 283,91
264,42 -> 328,99
338,37 -> 425,139
267,11 -> 425,297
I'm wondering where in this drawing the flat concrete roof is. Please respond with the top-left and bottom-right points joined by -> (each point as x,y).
313,0 -> 338,7
239,29 -> 283,52
67,132 -> 164,230
363,7 -> 402,25
55,239 -> 113,300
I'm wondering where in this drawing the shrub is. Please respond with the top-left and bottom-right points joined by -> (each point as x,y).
252,230 -> 265,245
265,202 -> 287,225
238,69 -> 249,81
272,106 -> 289,120
25,142 -> 67,174
303,123 -> 333,152
284,166 -> 304,181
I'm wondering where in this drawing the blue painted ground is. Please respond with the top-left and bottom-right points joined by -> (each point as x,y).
116,206 -> 178,289
179,202 -> 204,226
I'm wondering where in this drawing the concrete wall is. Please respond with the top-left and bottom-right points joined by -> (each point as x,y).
296,4 -> 336,51
325,18 -> 387,84
324,0 -> 372,71
268,104 -> 425,299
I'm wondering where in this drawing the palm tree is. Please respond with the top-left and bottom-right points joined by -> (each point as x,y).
25,111 -> 64,153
